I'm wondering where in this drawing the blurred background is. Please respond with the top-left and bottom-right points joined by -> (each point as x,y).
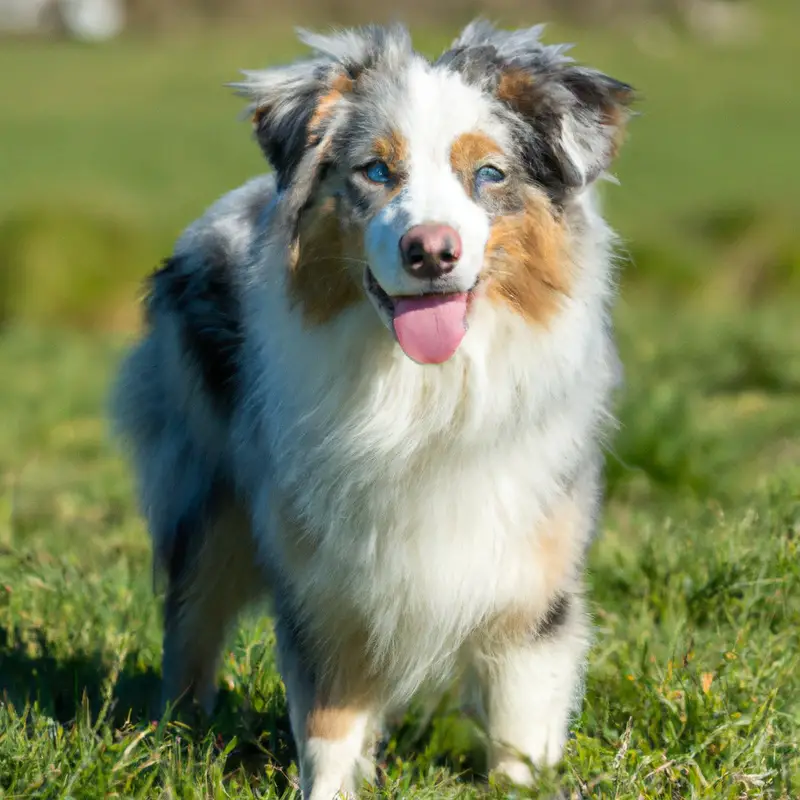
1,0 -> 797,332
0,2 -> 798,795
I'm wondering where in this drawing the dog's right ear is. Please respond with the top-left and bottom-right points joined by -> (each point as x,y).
231,57 -> 354,193
231,25 -> 412,196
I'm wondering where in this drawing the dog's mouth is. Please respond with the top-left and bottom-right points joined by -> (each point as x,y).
364,267 -> 475,365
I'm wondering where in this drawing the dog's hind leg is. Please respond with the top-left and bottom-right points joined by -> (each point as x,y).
161,498 -> 265,716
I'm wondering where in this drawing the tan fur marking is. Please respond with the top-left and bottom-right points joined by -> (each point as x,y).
307,73 -> 355,146
496,69 -> 542,118
603,102 -> 630,160
308,91 -> 342,145
330,72 -> 355,94
288,198 -> 363,326
602,83 -> 635,160
482,498 -> 583,646
305,631 -> 375,740
251,107 -> 265,127
484,193 -> 570,324
449,131 -> 504,194
373,129 -> 407,174
306,706 -> 360,740
535,500 -> 582,602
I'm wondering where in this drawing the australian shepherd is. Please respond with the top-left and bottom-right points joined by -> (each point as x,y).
112,19 -> 636,799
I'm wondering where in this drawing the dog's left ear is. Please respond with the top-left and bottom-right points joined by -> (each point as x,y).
496,63 -> 636,192
441,20 -> 636,194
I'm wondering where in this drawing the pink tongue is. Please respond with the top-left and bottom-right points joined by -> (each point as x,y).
392,293 -> 469,365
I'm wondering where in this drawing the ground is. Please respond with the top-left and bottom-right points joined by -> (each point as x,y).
0,3 -> 799,798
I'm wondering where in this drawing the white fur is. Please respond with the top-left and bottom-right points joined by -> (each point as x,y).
364,59 -> 500,297
302,718 -> 374,800
471,595 -> 591,783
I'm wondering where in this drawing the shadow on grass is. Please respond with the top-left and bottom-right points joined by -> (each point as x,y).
0,626 -> 297,789
0,627 -> 490,791
0,628 -> 159,724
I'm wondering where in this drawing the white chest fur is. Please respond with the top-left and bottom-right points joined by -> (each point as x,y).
234,268 -> 614,699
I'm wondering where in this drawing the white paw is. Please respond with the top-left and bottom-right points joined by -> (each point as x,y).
492,756 -> 535,787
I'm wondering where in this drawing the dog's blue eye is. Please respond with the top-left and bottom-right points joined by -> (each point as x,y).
475,165 -> 506,186
364,160 -> 391,184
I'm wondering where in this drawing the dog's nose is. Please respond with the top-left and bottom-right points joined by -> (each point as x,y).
399,224 -> 462,280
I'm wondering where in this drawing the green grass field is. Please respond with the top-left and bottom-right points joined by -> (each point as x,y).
1,3 -> 799,797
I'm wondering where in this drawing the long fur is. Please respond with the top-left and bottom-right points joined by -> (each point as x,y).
112,20 -> 635,799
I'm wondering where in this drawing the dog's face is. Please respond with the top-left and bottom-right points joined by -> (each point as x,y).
234,22 -> 634,364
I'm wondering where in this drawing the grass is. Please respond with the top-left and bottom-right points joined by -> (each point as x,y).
1,1 -> 800,797
1,299 -> 798,798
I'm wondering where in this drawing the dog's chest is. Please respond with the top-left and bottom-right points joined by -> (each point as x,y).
248,303 -> 599,693
274,417 -> 580,696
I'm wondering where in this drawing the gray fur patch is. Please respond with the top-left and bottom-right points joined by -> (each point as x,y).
146,251 -> 242,416
447,19 -> 575,71
434,44 -> 501,90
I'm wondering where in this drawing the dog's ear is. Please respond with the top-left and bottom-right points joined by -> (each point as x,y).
231,57 -> 352,193
440,20 -> 636,195
495,62 -> 636,193
231,25 -> 412,194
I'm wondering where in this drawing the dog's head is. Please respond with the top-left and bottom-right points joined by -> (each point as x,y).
232,22 -> 635,364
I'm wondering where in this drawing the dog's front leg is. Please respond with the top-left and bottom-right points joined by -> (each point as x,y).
469,589 -> 590,787
275,616 -> 380,800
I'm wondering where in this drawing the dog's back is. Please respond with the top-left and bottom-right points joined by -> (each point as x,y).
112,175 -> 273,566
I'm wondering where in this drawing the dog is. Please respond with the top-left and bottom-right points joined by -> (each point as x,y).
111,19 -> 635,799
